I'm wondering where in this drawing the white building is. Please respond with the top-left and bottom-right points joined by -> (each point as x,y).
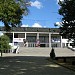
0,27 -> 70,48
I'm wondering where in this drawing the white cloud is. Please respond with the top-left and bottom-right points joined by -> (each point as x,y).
21,23 -> 46,28
30,0 -> 43,9
57,0 -> 64,3
0,32 -> 3,36
44,26 -> 46,28
55,22 -> 62,27
21,24 -> 29,27
32,23 -> 42,27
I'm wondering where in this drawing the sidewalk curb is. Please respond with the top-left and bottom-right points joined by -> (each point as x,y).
47,58 -> 75,72
52,60 -> 75,72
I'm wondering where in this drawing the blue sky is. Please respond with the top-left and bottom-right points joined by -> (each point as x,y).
0,0 -> 62,28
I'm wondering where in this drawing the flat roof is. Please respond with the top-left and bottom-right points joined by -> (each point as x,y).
0,27 -> 60,32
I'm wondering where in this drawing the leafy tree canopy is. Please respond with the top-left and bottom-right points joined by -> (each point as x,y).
58,0 -> 75,42
0,0 -> 30,31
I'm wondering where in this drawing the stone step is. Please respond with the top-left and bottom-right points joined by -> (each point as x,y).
18,47 -> 75,57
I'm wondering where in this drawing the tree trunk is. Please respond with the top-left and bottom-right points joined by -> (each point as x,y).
1,50 -> 2,57
4,22 -> 11,31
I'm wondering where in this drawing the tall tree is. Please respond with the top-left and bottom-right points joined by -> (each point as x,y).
0,0 -> 30,31
58,0 -> 75,43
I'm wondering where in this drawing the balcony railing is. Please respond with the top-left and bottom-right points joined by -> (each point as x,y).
15,42 -> 61,47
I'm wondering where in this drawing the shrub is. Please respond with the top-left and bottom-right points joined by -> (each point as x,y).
0,35 -> 11,56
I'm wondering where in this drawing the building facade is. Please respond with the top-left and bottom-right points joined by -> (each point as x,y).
0,27 -> 63,47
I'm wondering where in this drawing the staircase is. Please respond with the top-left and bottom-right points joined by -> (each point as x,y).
19,47 -> 51,57
54,48 -> 75,57
18,47 -> 75,57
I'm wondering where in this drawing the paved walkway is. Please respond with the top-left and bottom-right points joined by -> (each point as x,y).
0,56 -> 75,75
0,47 -> 75,75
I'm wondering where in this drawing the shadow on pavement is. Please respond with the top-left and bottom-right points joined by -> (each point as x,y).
0,56 -> 75,75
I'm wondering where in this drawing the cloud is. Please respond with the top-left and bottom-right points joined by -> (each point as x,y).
30,0 -> 43,9
0,32 -> 3,36
55,22 -> 62,27
21,24 -> 29,27
21,23 -> 46,28
32,23 -> 42,27
57,0 -> 64,3
43,26 -> 46,28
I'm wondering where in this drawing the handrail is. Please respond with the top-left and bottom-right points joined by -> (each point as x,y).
67,46 -> 75,51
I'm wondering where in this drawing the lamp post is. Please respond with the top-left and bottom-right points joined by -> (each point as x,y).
0,31 -> 3,57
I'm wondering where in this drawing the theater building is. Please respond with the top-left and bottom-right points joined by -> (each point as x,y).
0,27 -> 64,47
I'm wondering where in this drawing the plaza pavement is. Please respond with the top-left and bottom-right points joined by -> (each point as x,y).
0,47 -> 75,75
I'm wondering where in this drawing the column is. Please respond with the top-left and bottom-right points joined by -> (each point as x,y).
13,32 -> 14,45
37,33 -> 39,40
49,33 -> 51,48
25,33 -> 26,39
60,36 -> 62,48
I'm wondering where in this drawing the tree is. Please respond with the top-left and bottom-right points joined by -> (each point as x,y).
0,35 -> 11,57
58,0 -> 75,43
0,0 -> 30,31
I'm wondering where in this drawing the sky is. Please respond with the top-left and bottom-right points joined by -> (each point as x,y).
0,0 -> 62,28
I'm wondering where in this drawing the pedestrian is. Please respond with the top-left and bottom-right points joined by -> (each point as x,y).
50,47 -> 55,59
36,39 -> 40,47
